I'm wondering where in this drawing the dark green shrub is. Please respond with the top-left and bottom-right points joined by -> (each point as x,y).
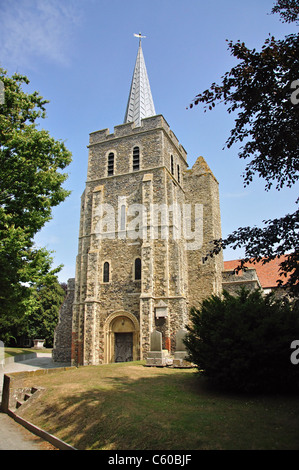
184,289 -> 299,393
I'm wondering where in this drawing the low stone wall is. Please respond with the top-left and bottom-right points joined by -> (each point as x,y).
4,352 -> 37,365
1,367 -> 77,450
1,366 -> 75,412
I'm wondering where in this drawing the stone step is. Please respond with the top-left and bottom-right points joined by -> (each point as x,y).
16,399 -> 25,409
14,387 -> 38,410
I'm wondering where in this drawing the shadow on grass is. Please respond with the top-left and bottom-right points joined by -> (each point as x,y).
20,365 -> 299,451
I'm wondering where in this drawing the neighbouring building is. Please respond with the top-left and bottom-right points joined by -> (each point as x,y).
223,256 -> 291,297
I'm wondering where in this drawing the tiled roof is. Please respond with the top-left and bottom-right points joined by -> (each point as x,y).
223,256 -> 290,289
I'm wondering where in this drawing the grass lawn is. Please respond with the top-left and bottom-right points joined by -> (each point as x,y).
17,361 -> 299,450
4,347 -> 52,358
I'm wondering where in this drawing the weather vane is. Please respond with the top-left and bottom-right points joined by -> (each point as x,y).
134,32 -> 146,45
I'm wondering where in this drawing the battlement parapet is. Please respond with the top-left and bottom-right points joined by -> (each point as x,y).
89,115 -> 187,160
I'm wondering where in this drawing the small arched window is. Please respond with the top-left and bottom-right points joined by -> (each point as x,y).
177,164 -> 180,183
103,261 -> 110,283
108,152 -> 114,176
171,155 -> 174,175
134,258 -> 141,280
133,146 -> 140,171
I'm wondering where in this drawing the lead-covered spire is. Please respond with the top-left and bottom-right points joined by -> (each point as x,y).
124,34 -> 156,127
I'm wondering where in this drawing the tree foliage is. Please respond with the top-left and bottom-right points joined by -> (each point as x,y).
189,1 -> 299,295
1,277 -> 66,347
272,0 -> 299,23
24,278 -> 66,347
184,289 -> 299,393
0,68 -> 72,335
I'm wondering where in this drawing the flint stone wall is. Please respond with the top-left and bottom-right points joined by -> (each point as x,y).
52,278 -> 75,363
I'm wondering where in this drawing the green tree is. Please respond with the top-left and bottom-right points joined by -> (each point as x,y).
23,278 -> 66,348
184,289 -> 299,393
0,68 -> 72,340
0,246 -> 63,345
0,276 -> 66,347
189,0 -> 299,295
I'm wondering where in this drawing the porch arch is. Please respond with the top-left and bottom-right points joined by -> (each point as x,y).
104,311 -> 140,363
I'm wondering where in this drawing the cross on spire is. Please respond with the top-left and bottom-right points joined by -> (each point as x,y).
134,32 -> 146,45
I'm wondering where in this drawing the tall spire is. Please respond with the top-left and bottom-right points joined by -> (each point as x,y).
124,33 -> 156,127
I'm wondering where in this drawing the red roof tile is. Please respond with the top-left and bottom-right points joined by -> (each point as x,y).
223,256 -> 290,289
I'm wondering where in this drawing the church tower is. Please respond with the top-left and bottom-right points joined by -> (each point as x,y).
69,37 -> 223,366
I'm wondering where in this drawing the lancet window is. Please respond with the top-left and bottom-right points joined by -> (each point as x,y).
103,262 -> 110,283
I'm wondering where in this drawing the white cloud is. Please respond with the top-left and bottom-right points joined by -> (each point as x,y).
0,0 -> 82,70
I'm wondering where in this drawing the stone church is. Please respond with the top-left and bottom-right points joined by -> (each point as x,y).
53,37 -> 223,366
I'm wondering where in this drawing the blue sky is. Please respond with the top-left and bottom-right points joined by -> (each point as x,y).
0,0 -> 297,282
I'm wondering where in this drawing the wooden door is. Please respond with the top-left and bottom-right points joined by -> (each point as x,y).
114,333 -> 133,362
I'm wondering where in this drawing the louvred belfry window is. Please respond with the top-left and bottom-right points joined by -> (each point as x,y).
133,146 -> 140,171
108,152 -> 114,176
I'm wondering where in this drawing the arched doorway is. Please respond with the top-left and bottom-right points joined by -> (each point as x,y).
104,312 -> 139,363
